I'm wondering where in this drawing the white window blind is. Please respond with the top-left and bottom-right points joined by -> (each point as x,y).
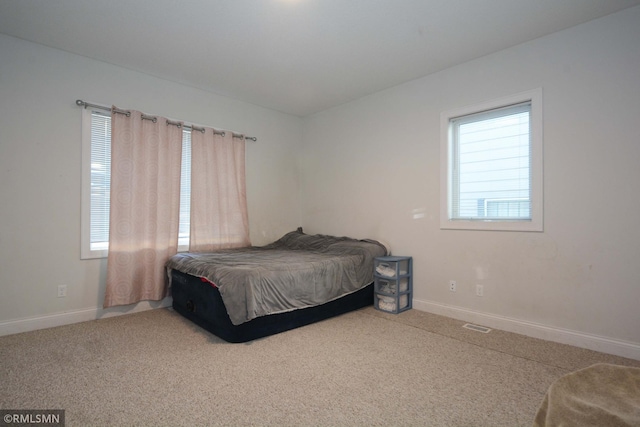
179,130 -> 191,249
450,102 -> 531,220
89,111 -> 111,251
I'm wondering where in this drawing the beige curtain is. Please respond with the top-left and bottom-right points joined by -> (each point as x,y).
103,109 -> 183,308
189,128 -> 250,252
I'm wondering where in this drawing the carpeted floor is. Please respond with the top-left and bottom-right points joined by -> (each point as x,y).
1,307 -> 638,427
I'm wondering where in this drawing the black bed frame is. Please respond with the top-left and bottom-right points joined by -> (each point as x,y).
170,269 -> 374,343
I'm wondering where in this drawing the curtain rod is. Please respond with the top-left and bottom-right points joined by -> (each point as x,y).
75,100 -> 257,141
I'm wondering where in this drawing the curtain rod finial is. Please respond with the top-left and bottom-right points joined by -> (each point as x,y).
76,99 -> 85,106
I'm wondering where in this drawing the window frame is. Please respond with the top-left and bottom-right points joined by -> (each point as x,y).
439,89 -> 543,232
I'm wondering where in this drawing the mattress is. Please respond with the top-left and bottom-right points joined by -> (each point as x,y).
166,229 -> 387,325
166,229 -> 387,342
170,269 -> 374,342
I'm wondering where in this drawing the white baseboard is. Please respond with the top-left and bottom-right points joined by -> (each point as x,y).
0,298 -> 172,337
4,297 -> 639,361
413,298 -> 640,361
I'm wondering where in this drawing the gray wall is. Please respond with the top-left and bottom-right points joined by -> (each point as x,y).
300,7 -> 640,356
0,34 -> 302,326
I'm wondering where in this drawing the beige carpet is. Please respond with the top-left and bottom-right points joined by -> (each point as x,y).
1,307 -> 638,427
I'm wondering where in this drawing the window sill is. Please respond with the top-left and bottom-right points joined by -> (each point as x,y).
440,218 -> 543,232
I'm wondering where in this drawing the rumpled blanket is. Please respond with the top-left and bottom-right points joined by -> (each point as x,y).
533,363 -> 640,427
166,230 -> 387,325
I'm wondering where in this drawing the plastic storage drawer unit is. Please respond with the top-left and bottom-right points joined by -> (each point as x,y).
373,256 -> 412,314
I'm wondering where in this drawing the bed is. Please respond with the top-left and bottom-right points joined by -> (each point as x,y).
166,228 -> 388,342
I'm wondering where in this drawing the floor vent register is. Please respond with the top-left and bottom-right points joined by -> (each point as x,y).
462,323 -> 492,333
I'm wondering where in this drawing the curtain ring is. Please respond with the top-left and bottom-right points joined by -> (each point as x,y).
141,115 -> 157,123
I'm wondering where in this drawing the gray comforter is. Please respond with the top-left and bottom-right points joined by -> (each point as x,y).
166,230 -> 388,325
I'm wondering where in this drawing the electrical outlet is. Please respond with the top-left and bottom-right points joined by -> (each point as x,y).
449,280 -> 457,292
57,284 -> 67,298
476,284 -> 484,297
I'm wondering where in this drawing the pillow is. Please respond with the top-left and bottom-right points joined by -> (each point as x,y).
375,239 -> 391,256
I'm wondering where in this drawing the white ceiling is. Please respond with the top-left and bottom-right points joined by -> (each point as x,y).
1,0 -> 639,116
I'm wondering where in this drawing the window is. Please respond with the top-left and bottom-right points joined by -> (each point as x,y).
81,108 -> 192,259
440,89 -> 543,231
